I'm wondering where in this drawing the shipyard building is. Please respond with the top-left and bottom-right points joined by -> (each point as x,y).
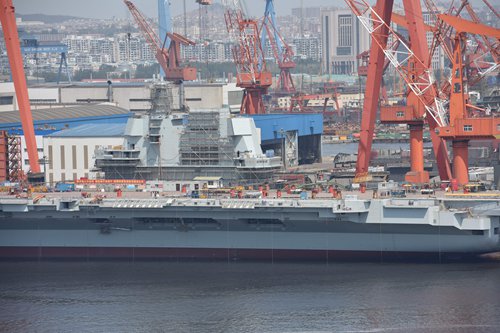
0,82 -> 323,184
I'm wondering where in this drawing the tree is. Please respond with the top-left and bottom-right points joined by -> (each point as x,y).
134,64 -> 159,78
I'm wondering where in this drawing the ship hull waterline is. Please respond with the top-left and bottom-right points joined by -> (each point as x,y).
0,246 -> 493,262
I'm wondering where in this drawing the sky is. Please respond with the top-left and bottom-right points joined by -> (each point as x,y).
12,0 -> 349,19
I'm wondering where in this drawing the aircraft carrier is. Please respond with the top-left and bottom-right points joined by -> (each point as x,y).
0,193 -> 499,261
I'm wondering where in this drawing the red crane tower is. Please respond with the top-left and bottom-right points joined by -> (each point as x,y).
0,0 -> 43,183
124,0 -> 196,82
225,7 -> 272,114
345,0 -> 453,185
434,14 -> 500,185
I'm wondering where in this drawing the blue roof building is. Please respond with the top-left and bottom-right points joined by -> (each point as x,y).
0,104 -> 132,136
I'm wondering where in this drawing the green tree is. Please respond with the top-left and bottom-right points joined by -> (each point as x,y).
134,64 -> 160,78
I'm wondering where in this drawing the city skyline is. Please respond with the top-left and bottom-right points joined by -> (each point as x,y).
13,0 -> 349,19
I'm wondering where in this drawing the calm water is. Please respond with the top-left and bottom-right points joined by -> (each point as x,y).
0,262 -> 499,333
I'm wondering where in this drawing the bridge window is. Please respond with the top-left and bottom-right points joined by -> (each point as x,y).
463,124 -> 473,132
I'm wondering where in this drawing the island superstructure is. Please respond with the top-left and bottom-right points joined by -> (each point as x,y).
94,83 -> 282,184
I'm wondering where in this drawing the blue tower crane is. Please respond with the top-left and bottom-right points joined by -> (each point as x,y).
261,0 -> 282,62
260,0 -> 296,94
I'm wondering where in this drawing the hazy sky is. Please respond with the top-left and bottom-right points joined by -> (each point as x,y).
13,0 -> 349,19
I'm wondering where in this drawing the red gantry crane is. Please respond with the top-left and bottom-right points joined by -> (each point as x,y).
434,14 -> 500,185
124,0 -> 196,82
345,0 -> 452,185
289,93 -> 340,115
345,0 -> 500,186
225,3 -> 272,114
0,0 -> 43,183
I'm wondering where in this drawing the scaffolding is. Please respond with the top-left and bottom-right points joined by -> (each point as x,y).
179,111 -> 234,166
7,135 -> 22,182
148,83 -> 175,145
150,83 -> 173,115
0,131 -> 7,182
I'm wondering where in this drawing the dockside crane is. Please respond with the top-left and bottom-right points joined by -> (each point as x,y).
433,14 -> 500,185
346,0 -> 500,186
345,0 -> 452,184
289,93 -> 340,115
261,0 -> 296,95
225,2 -> 272,114
0,0 -> 43,183
124,0 -> 196,82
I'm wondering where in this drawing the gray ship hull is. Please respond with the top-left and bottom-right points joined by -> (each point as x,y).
1,196 -> 499,261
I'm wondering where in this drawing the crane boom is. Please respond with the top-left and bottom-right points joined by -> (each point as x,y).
0,0 -> 41,177
482,0 -> 500,19
345,0 -> 448,128
438,14 -> 500,38
124,0 -> 196,81
261,0 -> 282,60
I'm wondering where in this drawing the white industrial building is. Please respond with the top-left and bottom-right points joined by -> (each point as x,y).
43,123 -> 125,185
0,81 -> 236,113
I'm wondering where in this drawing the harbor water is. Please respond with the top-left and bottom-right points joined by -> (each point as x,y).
0,261 -> 499,332
322,142 -> 430,156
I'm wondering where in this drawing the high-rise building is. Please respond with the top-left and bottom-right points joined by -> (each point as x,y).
292,37 -> 322,61
320,8 -> 370,75
422,11 -> 445,73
